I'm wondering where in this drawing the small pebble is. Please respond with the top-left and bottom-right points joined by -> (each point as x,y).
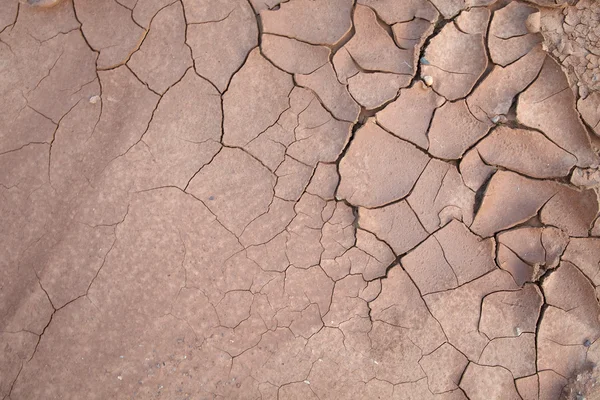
491,115 -> 501,124
423,75 -> 434,86
23,0 -> 64,7
208,195 -> 215,200
420,57 -> 430,65
89,95 -> 100,104
117,376 -> 122,380
584,339 -> 592,347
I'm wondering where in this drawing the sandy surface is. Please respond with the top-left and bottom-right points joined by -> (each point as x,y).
2,0 -> 600,399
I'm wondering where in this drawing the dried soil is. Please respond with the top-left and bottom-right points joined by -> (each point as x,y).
1,0 -> 600,399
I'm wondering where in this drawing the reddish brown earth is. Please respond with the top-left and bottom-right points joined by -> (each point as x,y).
1,0 -> 600,399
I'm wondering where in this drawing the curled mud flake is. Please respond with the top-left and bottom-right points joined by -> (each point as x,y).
475,126 -> 577,179
498,227 -> 546,266
497,244 -> 537,286
471,170 -> 559,237
331,48 -> 360,85
459,149 -> 496,192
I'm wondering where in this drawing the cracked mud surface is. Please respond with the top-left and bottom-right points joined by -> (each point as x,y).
2,0 -> 600,399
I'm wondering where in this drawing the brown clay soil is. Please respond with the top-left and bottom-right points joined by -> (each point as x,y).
2,0 -> 600,399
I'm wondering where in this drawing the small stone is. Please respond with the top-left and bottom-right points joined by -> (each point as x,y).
584,339 -> 592,347
23,0 -> 64,7
491,115 -> 501,123
423,75 -> 434,86
89,95 -> 100,104
420,57 -> 430,65
117,375 -> 122,380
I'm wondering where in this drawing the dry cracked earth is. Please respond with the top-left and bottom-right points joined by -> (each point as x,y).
2,0 -> 600,399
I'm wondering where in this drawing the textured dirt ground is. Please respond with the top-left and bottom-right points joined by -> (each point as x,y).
2,0 -> 600,399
